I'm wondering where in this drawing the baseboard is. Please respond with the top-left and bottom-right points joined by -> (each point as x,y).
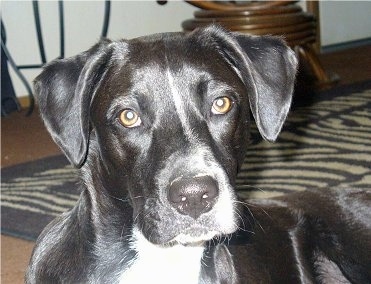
321,38 -> 371,54
18,96 -> 32,109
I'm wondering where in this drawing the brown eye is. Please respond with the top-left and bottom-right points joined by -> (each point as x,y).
212,97 -> 233,114
119,109 -> 141,128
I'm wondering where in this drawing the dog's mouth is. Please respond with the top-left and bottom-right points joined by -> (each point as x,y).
135,181 -> 240,245
171,230 -> 219,245
138,199 -> 239,246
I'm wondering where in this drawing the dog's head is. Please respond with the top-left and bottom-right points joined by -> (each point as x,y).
35,26 -> 297,245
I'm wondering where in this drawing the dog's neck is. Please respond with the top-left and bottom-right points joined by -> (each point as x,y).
119,227 -> 205,284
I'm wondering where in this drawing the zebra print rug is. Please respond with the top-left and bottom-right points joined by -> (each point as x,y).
238,87 -> 371,199
2,85 -> 371,241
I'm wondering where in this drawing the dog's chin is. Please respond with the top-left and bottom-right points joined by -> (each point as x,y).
171,231 -> 219,246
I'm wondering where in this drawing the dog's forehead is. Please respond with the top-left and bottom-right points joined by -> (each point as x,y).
126,35 -> 224,76
127,32 -> 202,63
108,34 -> 242,100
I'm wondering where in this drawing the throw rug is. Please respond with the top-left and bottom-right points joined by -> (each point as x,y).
2,85 -> 371,241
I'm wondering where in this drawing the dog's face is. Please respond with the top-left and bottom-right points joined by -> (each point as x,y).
89,35 -> 250,244
35,26 -> 297,245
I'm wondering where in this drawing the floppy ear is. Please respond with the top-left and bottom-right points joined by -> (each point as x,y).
34,39 -> 115,167
198,26 -> 298,141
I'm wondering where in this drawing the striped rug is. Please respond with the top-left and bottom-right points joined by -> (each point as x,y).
238,87 -> 371,199
2,86 -> 371,241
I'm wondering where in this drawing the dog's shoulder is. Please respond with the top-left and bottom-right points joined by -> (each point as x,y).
26,191 -> 95,283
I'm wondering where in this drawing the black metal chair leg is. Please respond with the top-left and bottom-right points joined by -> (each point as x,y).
1,39 -> 35,116
58,0 -> 65,59
33,0 -> 47,65
101,0 -> 111,38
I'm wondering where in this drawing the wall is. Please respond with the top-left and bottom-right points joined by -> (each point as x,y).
320,1 -> 371,47
2,0 -> 197,98
2,1 -> 371,98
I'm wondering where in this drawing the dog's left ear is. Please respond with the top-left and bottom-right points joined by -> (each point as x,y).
197,26 -> 298,141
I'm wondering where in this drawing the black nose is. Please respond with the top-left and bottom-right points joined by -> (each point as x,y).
168,176 -> 219,219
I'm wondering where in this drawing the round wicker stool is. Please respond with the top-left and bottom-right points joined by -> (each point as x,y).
182,1 -> 337,89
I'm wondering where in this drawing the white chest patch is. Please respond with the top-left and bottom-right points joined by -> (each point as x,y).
119,228 -> 205,284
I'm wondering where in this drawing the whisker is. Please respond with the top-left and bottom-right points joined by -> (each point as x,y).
233,199 -> 266,233
234,206 -> 248,230
237,184 -> 267,194
101,190 -> 157,204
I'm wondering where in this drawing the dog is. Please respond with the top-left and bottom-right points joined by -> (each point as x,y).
26,25 -> 370,283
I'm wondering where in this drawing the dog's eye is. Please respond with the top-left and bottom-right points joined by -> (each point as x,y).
119,109 -> 141,128
212,97 -> 233,114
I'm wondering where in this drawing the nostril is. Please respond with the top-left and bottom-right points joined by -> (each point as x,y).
168,176 -> 219,219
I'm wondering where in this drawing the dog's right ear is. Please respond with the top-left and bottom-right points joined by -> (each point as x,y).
35,39 -> 115,167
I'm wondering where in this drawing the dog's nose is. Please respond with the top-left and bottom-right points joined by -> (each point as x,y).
168,176 -> 219,219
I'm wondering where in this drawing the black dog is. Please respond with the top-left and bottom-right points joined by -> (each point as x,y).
26,26 -> 370,283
